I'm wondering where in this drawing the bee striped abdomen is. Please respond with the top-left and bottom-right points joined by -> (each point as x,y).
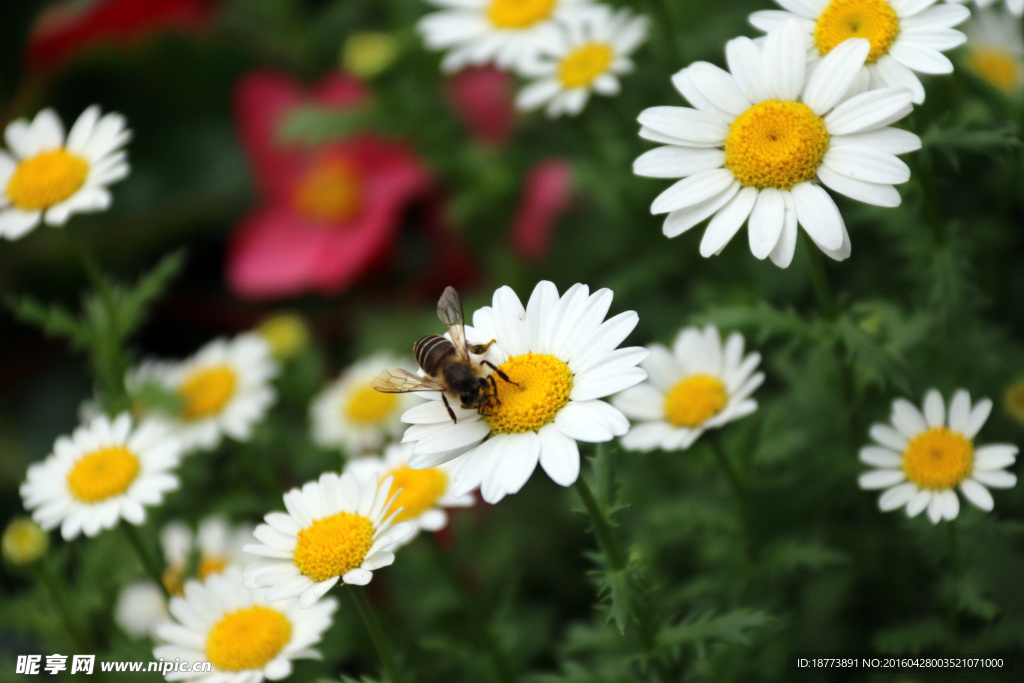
414,335 -> 454,375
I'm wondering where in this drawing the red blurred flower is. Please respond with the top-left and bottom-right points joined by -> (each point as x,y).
512,159 -> 574,262
26,0 -> 214,73
447,66 -> 516,146
226,71 -> 433,300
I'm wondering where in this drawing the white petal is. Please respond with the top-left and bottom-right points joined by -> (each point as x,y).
651,168 -> 736,215
791,182 -> 844,250
963,398 -> 992,439
747,186 -> 785,259
803,37 -> 872,115
768,191 -> 799,268
870,423 -> 909,451
970,469 -> 1017,489
822,145 -> 910,184
662,181 -> 741,238
816,166 -> 900,207
726,37 -> 771,104
879,482 -> 918,511
700,186 -> 758,257
633,146 -> 726,179
830,127 -> 921,155
762,19 -> 807,101
874,54 -> 926,104
859,469 -> 906,489
859,446 -> 903,468
973,444 -> 1018,470
891,398 -> 928,438
960,479 -> 994,511
888,42 -> 953,74
537,422 -> 580,486
948,389 -> 971,433
824,87 -> 914,135
636,106 -> 729,145
687,62 -> 751,116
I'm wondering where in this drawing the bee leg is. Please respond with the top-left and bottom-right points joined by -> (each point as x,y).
488,374 -> 502,405
442,394 -> 458,424
468,339 -> 497,355
482,360 -> 519,386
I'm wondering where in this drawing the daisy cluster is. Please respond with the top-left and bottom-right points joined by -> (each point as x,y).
417,0 -> 650,117
634,0 -> 979,266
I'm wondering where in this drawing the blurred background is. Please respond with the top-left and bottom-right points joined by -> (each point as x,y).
2,0 -> 1024,681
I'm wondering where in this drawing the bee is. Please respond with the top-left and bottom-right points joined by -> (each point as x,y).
371,286 -> 515,424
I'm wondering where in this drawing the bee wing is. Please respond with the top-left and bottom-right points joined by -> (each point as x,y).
370,368 -> 445,394
437,286 -> 470,361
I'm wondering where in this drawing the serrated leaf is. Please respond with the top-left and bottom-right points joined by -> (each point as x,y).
7,295 -> 91,348
118,250 -> 186,337
660,610 -> 772,648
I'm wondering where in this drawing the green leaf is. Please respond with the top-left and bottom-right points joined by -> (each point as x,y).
7,295 -> 91,348
118,250 -> 187,338
131,380 -> 186,415
660,610 -> 773,648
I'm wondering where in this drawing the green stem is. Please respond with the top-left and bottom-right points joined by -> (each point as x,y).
66,226 -> 131,415
945,521 -> 960,577
32,561 -> 93,651
122,524 -> 169,599
351,587 -> 405,683
709,437 -> 755,563
574,476 -> 626,571
645,0 -> 684,69
425,534 -> 515,683
574,475 -> 671,682
802,234 -> 838,321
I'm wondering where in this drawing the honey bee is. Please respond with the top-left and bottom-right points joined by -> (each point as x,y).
371,287 -> 515,423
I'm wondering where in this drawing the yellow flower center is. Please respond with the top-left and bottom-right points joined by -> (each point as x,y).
1005,379 -> 1024,426
257,313 -> 309,359
178,365 -> 237,420
2,518 -> 48,566
902,427 -> 975,490
66,446 -> 140,503
663,374 -> 728,428
293,511 -> 374,582
486,0 -> 556,29
5,149 -> 89,211
206,606 -> 292,672
558,43 -> 615,89
162,567 -> 185,596
486,353 -> 573,434
968,48 -> 1020,94
386,466 -> 448,522
725,100 -> 830,190
814,0 -> 900,63
345,384 -> 399,424
198,555 -> 229,580
293,158 -> 363,223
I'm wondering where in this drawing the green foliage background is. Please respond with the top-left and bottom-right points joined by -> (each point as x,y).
2,0 -> 1024,682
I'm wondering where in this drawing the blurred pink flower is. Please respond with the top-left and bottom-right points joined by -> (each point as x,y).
226,71 -> 432,300
26,0 -> 214,73
447,66 -> 516,146
512,159 -> 573,262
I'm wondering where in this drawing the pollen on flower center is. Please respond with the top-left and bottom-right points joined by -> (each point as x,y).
968,49 -> 1020,94
66,446 -> 140,503
487,0 -> 556,29
293,158 -> 364,224
292,511 -> 374,582
198,555 -> 228,580
814,0 -> 900,63
386,465 -> 448,521
558,43 -> 615,88
205,606 -> 292,672
902,427 -> 974,490
346,385 -> 398,424
663,374 -> 728,428
485,353 -> 573,434
725,100 -> 830,190
5,149 -> 89,211
179,365 -> 237,420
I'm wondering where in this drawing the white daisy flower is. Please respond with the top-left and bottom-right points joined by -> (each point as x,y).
947,0 -> 1024,17
345,443 -> 475,543
154,566 -> 337,682
961,7 -> 1024,93
750,0 -> 970,105
160,516 -> 256,594
635,20 -> 921,267
516,6 -> 649,118
0,106 -> 130,240
310,353 -> 420,456
417,0 -> 594,72
20,414 -> 182,541
859,389 -> 1019,523
400,281 -> 647,505
147,333 -> 278,453
612,325 -> 764,452
115,580 -> 169,639
242,471 -> 415,608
